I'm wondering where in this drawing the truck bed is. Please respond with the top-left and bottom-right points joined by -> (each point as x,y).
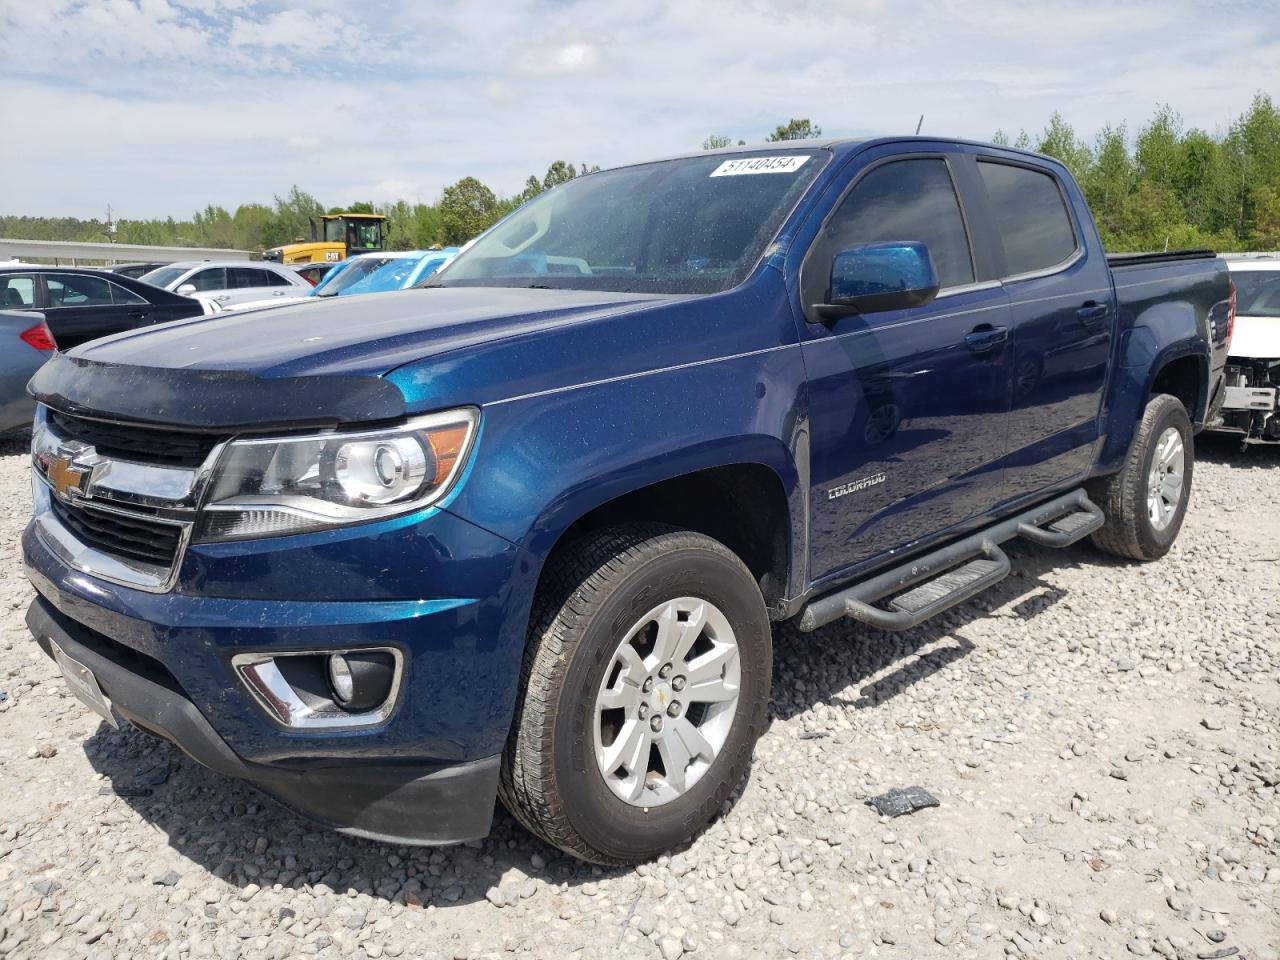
1106,249 -> 1231,430
1106,249 -> 1216,269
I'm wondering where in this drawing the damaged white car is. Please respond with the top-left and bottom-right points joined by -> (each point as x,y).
1215,254 -> 1280,444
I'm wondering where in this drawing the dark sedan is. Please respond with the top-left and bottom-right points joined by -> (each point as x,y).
0,265 -> 210,349
106,261 -> 168,280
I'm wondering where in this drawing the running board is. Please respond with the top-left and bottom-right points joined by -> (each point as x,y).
797,488 -> 1103,633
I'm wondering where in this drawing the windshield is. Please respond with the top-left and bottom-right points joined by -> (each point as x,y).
433,151 -> 825,294
1234,270 -> 1280,318
139,265 -> 187,288
312,256 -> 403,297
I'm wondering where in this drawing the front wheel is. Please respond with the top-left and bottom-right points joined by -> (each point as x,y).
499,524 -> 771,864
1089,393 -> 1194,561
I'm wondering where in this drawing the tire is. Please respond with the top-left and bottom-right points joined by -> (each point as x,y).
499,524 -> 771,864
1089,393 -> 1194,561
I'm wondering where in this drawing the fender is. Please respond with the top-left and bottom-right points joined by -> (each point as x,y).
439,342 -> 811,598
1096,307 -> 1210,473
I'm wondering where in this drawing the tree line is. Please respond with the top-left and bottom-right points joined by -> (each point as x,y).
992,93 -> 1279,252
0,160 -> 598,257
3,96 -> 1277,256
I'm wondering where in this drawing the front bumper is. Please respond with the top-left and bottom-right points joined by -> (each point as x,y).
23,500 -> 538,844
28,597 -> 499,844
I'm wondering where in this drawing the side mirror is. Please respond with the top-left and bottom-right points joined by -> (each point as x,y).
176,283 -> 197,297
816,241 -> 940,319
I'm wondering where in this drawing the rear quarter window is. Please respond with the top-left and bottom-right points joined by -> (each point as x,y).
978,161 -> 1078,278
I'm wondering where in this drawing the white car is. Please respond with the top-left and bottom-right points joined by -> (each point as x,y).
139,260 -> 312,308
1216,254 -> 1280,444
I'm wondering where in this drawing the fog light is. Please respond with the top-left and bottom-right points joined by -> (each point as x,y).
233,648 -> 402,729
328,654 -> 355,704
326,650 -> 397,713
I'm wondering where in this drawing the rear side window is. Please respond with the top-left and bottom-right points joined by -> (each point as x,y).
264,270 -> 294,287
227,267 -> 270,289
0,274 -> 35,307
978,161 -> 1078,277
805,158 -> 975,310
46,274 -> 113,307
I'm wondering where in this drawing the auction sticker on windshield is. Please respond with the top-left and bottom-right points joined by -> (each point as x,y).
710,156 -> 810,177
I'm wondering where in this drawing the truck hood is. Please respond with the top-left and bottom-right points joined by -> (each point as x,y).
1231,314 -> 1280,359
70,287 -> 673,378
30,287 -> 676,431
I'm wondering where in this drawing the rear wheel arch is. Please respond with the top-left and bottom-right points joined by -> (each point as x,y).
1148,350 -> 1207,424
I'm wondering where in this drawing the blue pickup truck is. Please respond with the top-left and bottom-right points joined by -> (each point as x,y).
23,137 -> 1231,864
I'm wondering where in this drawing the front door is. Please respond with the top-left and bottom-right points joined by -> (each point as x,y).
797,153 -> 1014,583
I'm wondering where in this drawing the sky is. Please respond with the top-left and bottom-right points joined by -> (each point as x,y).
1,0 -> 1278,220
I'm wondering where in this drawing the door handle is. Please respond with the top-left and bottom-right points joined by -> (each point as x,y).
1076,302 -> 1109,326
272,290 -> 286,296
964,324 -> 1008,354
215,295 -> 230,302
127,310 -> 147,319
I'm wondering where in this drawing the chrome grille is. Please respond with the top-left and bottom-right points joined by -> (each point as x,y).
48,411 -> 225,469
49,499 -> 183,567
32,408 -> 217,593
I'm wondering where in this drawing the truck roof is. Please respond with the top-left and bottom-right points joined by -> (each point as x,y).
599,135 -> 1070,176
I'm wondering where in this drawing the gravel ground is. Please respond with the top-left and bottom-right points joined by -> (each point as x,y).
0,432 -> 1276,960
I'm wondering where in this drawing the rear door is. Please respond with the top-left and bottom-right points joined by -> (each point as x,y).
41,273 -> 149,348
220,266 -> 295,306
796,148 -> 1014,582
973,156 -> 1114,495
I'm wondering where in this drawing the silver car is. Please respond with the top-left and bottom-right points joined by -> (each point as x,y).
0,309 -> 54,434
139,260 -> 312,308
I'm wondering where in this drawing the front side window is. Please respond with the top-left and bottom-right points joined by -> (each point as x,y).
1232,270 -> 1280,317
0,274 -> 35,307
46,274 -> 113,307
803,158 -> 975,310
978,161 -> 1078,277
435,151 -> 825,295
354,222 -> 381,249
186,268 -> 227,292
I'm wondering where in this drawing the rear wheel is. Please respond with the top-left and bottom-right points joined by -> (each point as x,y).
499,524 -> 771,864
1090,393 -> 1194,561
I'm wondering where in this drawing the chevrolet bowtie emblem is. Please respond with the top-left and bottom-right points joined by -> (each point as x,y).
46,444 -> 102,501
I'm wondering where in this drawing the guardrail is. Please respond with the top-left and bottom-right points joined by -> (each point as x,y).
0,238 -> 251,264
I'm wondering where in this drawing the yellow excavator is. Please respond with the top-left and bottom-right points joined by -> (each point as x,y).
263,213 -> 386,264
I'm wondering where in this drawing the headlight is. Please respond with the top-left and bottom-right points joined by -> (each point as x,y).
195,409 -> 478,542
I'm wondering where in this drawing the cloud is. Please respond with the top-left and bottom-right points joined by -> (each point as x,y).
226,9 -> 349,52
0,0 -> 1277,218
519,40 -> 602,75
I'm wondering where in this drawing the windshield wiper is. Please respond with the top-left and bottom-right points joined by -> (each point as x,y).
526,283 -> 553,289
